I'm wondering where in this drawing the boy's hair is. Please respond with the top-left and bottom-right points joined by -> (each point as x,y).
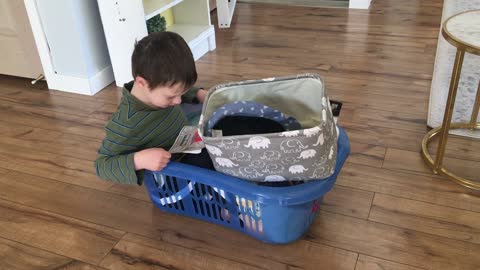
131,31 -> 197,90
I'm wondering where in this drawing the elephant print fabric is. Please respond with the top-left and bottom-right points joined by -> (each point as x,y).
200,73 -> 338,182
205,120 -> 338,182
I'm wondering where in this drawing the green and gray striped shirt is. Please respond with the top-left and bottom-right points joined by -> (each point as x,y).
94,82 -> 199,185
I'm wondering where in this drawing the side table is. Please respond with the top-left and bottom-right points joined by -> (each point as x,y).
421,10 -> 480,190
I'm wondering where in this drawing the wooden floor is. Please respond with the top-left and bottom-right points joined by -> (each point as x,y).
1,0 -> 480,269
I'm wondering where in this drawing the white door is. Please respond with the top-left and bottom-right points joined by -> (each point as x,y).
0,0 -> 42,79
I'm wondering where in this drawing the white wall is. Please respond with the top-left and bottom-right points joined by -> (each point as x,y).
35,0 -> 111,79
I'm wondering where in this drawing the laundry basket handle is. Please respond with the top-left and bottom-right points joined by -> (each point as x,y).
151,174 -> 195,206
329,100 -> 343,117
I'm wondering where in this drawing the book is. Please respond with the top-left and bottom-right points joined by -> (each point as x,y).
168,126 -> 205,154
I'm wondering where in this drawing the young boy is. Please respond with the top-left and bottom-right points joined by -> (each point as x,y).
94,32 -> 209,185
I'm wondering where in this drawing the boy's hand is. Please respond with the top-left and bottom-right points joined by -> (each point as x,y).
196,89 -> 208,103
134,148 -> 171,171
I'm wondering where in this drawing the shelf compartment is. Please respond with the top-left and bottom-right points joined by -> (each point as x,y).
143,0 -> 184,20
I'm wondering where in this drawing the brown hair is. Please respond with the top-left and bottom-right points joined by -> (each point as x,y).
131,31 -> 197,90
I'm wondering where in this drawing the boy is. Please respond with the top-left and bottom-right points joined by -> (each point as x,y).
94,31 -> 209,185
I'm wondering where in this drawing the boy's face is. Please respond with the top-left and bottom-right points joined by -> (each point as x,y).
135,76 -> 188,108
147,83 -> 188,108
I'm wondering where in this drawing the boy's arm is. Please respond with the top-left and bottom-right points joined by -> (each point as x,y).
94,134 -> 172,185
94,151 -> 139,185
182,87 -> 208,104
94,125 -> 146,185
181,86 -> 200,104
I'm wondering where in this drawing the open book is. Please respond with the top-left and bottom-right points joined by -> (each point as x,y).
168,126 -> 205,154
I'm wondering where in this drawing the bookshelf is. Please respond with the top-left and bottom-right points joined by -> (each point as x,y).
97,0 -> 216,86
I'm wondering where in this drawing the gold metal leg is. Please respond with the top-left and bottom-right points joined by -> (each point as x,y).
421,122 -> 480,190
433,49 -> 465,173
470,81 -> 480,127
420,49 -> 480,189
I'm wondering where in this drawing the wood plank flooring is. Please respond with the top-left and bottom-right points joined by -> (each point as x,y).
1,0 -> 480,269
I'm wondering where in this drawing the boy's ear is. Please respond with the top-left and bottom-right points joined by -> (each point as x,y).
135,76 -> 150,89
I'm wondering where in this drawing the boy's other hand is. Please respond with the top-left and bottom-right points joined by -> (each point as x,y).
134,148 -> 171,171
196,89 -> 208,103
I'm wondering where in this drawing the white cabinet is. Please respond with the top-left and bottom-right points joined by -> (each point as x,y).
0,0 -> 42,79
97,0 -> 216,87
24,0 -> 115,95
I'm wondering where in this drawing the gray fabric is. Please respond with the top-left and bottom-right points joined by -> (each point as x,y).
198,74 -> 338,182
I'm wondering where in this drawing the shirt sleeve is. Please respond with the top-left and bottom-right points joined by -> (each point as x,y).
181,86 -> 201,104
94,126 -> 142,185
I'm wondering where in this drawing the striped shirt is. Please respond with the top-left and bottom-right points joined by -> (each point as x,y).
94,82 -> 199,185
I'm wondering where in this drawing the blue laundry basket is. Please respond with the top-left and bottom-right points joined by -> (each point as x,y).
144,128 -> 350,244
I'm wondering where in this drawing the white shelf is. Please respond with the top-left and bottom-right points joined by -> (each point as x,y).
143,0 -> 184,20
168,24 -> 215,60
167,24 -> 209,44
97,0 -> 215,86
217,0 -> 237,28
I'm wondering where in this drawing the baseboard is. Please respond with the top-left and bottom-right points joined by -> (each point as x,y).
88,65 -> 115,95
47,65 -> 114,96
349,0 -> 371,9
451,129 -> 480,139
190,25 -> 216,61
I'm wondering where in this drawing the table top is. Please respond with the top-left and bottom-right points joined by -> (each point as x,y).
442,10 -> 480,55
